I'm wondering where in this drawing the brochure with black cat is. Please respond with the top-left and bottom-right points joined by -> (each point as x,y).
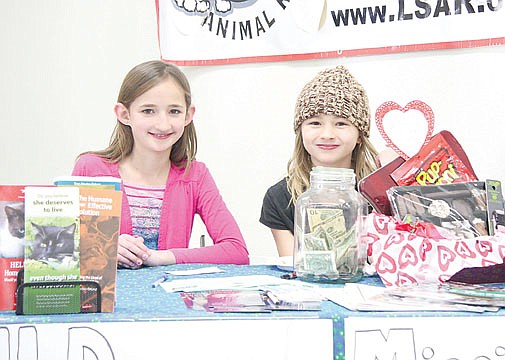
0,185 -> 27,311
22,186 -> 81,315
19,185 -> 121,315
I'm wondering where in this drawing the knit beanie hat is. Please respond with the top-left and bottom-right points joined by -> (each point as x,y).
294,65 -> 371,137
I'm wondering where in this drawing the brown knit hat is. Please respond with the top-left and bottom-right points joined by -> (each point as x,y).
294,65 -> 371,137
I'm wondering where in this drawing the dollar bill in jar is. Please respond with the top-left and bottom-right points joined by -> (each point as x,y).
303,250 -> 337,274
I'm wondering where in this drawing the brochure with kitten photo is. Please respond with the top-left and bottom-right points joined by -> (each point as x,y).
21,186 -> 81,315
13,181 -> 122,315
0,185 -> 27,311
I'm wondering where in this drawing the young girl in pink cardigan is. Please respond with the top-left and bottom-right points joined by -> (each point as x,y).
72,60 -> 249,268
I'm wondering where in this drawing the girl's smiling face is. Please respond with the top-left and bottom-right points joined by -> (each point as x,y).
115,77 -> 194,156
301,114 -> 360,168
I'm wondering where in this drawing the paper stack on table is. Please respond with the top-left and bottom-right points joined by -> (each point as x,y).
320,283 -> 504,313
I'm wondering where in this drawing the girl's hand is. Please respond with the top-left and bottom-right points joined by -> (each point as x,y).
142,249 -> 176,266
117,234 -> 151,269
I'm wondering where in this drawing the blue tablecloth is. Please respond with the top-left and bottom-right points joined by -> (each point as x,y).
2,264 -> 504,360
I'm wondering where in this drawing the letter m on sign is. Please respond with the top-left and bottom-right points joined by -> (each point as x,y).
353,328 -> 416,359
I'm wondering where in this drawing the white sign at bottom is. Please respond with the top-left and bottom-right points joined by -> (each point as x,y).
345,316 -> 504,359
0,318 -> 333,360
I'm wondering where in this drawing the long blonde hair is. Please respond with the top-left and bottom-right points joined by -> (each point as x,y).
79,60 -> 197,172
286,130 -> 378,204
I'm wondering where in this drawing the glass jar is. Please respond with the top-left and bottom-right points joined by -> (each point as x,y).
294,167 -> 368,283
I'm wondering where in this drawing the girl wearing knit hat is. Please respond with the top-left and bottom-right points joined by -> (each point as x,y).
260,65 -> 379,257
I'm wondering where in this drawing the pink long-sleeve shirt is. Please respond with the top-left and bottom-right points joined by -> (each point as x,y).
72,154 -> 249,265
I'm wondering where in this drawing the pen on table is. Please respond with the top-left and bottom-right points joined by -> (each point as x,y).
151,274 -> 170,288
265,290 -> 281,305
280,272 -> 297,280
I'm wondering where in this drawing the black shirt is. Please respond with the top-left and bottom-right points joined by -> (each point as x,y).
260,178 -> 295,233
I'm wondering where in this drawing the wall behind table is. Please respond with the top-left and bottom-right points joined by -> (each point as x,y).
1,1 -> 504,259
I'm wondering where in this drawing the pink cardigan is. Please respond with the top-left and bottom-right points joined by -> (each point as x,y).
72,154 -> 249,265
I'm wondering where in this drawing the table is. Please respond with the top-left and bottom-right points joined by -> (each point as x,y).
1,264 -> 504,360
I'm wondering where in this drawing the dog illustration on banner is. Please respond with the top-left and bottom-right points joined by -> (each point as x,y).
174,0 -> 256,14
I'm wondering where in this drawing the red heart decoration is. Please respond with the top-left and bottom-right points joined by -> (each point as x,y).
437,245 -> 456,271
398,244 -> 418,269
384,233 -> 406,250
372,214 -> 390,235
499,244 -> 505,260
482,258 -> 499,267
375,100 -> 435,159
476,240 -> 492,257
396,271 -> 418,286
376,252 -> 397,274
454,241 -> 476,259
418,239 -> 433,261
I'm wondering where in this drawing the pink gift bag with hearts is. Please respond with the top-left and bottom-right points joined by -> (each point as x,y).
365,212 -> 505,287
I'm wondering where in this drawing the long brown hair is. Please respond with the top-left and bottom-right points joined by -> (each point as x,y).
79,60 -> 197,172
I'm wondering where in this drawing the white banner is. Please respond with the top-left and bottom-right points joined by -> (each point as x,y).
157,0 -> 505,65
345,316 -> 505,359
0,319 -> 333,360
